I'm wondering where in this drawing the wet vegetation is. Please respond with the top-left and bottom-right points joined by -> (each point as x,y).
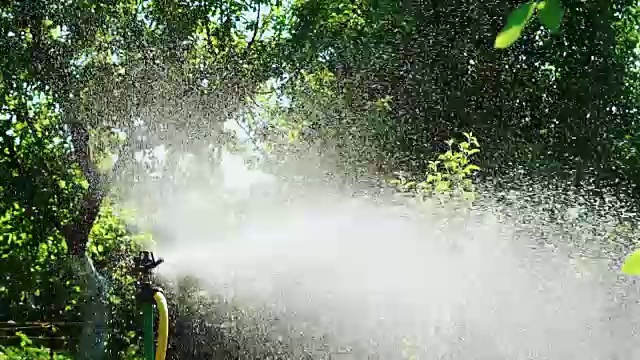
2,0 -> 640,358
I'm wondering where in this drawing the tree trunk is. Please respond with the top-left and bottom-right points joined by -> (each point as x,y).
63,123 -> 105,256
70,254 -> 109,360
63,123 -> 109,360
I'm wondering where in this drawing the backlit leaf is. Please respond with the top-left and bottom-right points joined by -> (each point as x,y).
537,0 -> 564,33
494,2 -> 537,49
621,249 -> 640,275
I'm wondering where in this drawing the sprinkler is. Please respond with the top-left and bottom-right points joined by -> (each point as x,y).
134,251 -> 169,360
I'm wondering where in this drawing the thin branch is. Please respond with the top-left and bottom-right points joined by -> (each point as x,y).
234,111 -> 268,158
245,4 -> 261,55
204,21 -> 216,58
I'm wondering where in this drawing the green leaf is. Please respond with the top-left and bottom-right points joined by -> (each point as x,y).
463,164 -> 481,174
97,155 -> 115,173
537,0 -> 564,33
621,249 -> 640,275
494,2 -> 538,49
49,25 -> 62,40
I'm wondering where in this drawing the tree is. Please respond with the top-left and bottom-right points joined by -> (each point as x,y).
2,0 -> 290,257
1,0 -> 290,358
270,0 -> 640,200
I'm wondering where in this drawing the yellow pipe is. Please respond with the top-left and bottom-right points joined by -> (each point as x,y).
153,291 -> 169,360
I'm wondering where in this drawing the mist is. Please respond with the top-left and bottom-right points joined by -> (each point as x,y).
119,137 -> 640,359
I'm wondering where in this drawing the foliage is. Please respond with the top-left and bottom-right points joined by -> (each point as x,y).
0,81 -> 144,356
1,0 -> 293,357
0,333 -> 71,359
3,0 -> 640,357
86,202 -> 148,358
249,66 -> 397,179
0,0 -> 293,257
0,346 -> 72,360
0,197 -> 148,357
283,0 -> 640,197
494,2 -> 640,276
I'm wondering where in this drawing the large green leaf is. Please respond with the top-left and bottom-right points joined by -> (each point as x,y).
494,2 -> 538,49
537,0 -> 564,33
621,248 -> 640,275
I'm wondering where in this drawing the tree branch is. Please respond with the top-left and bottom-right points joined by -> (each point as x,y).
205,21 -> 216,58
234,116 -> 266,157
245,5 -> 261,55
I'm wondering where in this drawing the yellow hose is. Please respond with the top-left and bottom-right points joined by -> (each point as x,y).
153,291 -> 169,360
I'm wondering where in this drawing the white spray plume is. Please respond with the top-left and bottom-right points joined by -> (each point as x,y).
119,145 -> 640,360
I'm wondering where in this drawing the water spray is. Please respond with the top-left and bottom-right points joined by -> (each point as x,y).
134,251 -> 169,360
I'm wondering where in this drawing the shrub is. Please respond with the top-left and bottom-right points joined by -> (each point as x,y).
390,132 -> 482,203
0,346 -> 71,360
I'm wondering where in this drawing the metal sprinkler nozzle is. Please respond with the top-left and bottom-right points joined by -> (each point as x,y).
134,251 -> 164,276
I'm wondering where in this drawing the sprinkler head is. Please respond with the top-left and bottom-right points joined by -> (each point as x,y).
134,251 -> 164,304
134,250 -> 164,276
